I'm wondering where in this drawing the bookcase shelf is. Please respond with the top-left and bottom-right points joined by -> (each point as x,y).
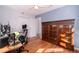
42,19 -> 74,50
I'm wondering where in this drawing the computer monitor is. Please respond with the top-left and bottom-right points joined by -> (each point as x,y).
22,24 -> 27,29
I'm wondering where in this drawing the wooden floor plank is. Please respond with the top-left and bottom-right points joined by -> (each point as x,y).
22,38 -> 75,53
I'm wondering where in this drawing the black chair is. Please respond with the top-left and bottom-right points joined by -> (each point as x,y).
18,25 -> 29,52
19,28 -> 28,44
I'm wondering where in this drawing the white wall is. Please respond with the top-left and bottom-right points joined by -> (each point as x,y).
36,17 -> 42,39
0,6 -> 39,37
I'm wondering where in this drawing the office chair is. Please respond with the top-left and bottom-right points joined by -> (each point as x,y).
18,24 -> 29,52
18,32 -> 29,52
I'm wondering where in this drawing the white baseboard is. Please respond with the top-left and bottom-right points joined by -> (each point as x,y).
74,48 -> 79,51
28,36 -> 41,41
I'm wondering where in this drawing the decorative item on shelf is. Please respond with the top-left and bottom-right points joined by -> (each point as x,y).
69,25 -> 72,28
66,31 -> 71,34
59,25 -> 63,28
52,25 -> 56,27
66,37 -> 71,39
60,42 -> 66,48
72,28 -> 74,32
72,33 -> 74,45
60,34 -> 66,37
61,38 -> 70,43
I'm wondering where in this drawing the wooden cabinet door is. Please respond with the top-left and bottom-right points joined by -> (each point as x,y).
42,19 -> 74,50
58,24 -> 74,50
49,24 -> 59,44
42,23 -> 50,41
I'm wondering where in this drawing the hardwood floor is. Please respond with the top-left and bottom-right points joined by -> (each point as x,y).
22,38 -> 75,53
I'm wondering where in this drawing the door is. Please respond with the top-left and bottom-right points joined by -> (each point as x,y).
49,24 -> 59,44
58,24 -> 74,50
42,23 -> 50,41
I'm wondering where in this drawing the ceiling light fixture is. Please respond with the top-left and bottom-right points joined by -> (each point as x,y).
34,5 -> 52,10
34,5 -> 39,9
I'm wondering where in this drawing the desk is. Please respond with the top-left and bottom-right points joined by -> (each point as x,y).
0,35 -> 9,48
0,43 -> 22,53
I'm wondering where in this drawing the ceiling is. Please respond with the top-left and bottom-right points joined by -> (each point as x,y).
7,5 -> 65,16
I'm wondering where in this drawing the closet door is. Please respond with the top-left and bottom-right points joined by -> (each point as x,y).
42,23 -> 50,41
42,19 -> 74,50
49,24 -> 59,44
58,24 -> 74,50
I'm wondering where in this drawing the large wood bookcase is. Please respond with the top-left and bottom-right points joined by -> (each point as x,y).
42,19 -> 74,50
